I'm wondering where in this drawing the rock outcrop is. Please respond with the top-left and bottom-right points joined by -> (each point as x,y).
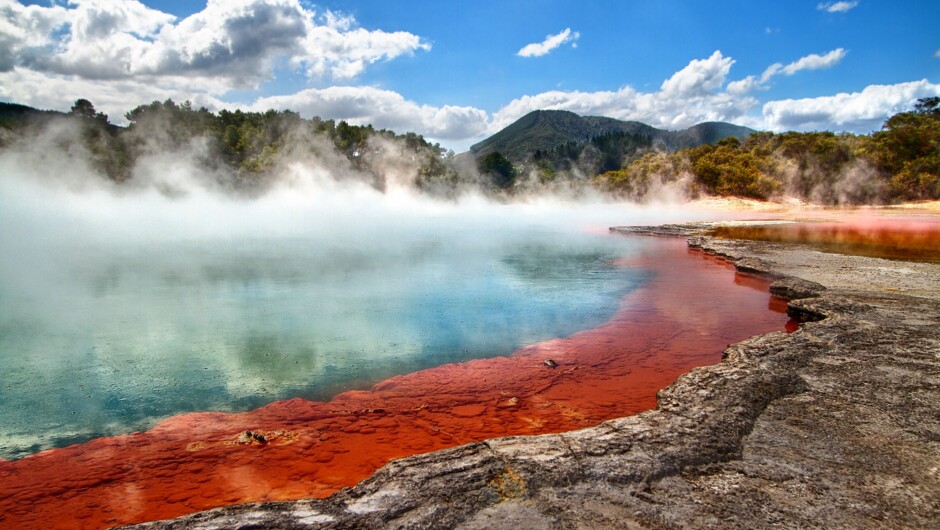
126,224 -> 940,529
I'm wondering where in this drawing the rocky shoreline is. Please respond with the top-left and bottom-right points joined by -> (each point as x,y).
125,223 -> 940,529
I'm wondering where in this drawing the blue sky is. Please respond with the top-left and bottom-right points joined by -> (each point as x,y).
2,0 -> 939,150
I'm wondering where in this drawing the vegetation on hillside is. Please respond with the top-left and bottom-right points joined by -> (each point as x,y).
529,130 -> 653,182
2,97 -> 938,203
467,109 -> 753,191
476,151 -> 517,189
469,110 -> 660,161
596,97 -> 940,203
469,110 -> 753,162
0,99 -> 457,196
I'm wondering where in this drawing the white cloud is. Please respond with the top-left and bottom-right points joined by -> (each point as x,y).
1,43 -> 934,152
252,86 -> 490,142
726,49 -> 847,96
517,28 -> 579,58
489,85 -> 759,134
817,1 -> 859,13
778,48 -> 846,75
762,80 -> 940,133
726,75 -> 763,96
488,51 -> 932,140
0,0 -> 430,89
935,49 -> 940,59
1,49 -> 761,147
302,22 -> 430,79
660,51 -> 734,96
0,67 -> 230,121
0,67 -> 487,147
491,51 -> 757,133
0,0 -> 70,71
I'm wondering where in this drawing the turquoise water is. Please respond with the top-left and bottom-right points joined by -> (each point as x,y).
0,219 -> 651,459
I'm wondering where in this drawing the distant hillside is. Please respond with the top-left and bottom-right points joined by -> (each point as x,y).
0,101 -> 65,129
469,110 -> 754,161
667,121 -> 756,150
0,99 -> 456,191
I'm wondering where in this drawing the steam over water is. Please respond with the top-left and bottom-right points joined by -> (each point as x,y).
0,156 -> 705,460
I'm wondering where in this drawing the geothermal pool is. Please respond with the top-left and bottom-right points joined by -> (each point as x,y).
0,172 -> 794,529
0,227 -> 649,459
0,234 -> 793,530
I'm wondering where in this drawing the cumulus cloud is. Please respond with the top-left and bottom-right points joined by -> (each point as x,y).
0,0 -> 435,136
487,50 -> 932,139
252,86 -> 490,141
660,51 -> 734,96
725,49 -> 847,97
725,75 -> 765,96
762,79 -> 940,133
0,0 -> 70,71
0,0 -> 429,87
777,48 -> 846,75
490,51 -> 756,132
517,28 -> 579,58
219,50 -> 932,144
0,36 -> 934,152
300,14 -> 430,78
247,51 -> 938,150
817,1 -> 859,13
0,69 -> 485,147
0,67 -> 230,121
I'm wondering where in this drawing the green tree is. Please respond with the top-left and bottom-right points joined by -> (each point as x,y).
70,98 -> 96,118
691,143 -> 778,199
595,151 -> 678,199
70,98 -> 108,124
869,97 -> 940,200
477,151 -> 517,189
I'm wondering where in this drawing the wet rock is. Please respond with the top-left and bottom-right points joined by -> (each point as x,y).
687,235 -> 708,248
769,277 -> 827,300
733,256 -> 778,277
235,431 -> 267,445
610,224 -> 699,238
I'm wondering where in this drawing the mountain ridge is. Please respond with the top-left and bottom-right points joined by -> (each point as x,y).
469,110 -> 754,161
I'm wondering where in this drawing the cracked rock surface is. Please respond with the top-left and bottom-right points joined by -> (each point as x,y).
126,224 -> 940,529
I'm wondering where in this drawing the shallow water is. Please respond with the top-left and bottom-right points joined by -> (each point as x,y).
0,236 -> 794,530
0,226 -> 651,459
708,218 -> 940,263
0,168 -> 789,528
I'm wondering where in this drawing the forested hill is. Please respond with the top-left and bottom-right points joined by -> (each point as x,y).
0,101 -> 73,130
0,99 -> 458,195
596,97 -> 940,203
469,110 -> 754,161
2,98 -> 938,204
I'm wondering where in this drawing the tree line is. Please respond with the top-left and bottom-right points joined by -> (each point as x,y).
2,98 -> 458,196
594,97 -> 940,203
3,97 -> 938,203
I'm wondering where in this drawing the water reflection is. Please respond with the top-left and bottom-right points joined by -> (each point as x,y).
0,232 -> 649,459
708,219 -> 940,263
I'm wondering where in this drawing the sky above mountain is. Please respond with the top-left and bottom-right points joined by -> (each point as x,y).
2,0 -> 938,151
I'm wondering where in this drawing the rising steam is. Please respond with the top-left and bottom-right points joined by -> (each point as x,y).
0,116 -> 730,459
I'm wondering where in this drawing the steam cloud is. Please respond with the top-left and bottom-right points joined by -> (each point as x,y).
0,118 -> 725,458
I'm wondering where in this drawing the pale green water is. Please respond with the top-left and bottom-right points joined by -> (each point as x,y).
0,214 -> 652,459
